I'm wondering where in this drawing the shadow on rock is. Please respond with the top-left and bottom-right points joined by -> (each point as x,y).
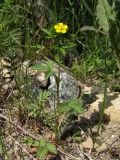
98,92 -> 119,109
82,93 -> 99,109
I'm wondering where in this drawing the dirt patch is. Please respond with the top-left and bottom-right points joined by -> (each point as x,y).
87,92 -> 120,123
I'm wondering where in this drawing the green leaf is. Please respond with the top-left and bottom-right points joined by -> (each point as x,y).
32,64 -> 48,71
45,61 -> 55,78
42,28 -> 56,38
59,100 -> 84,114
32,61 -> 54,78
37,139 -> 57,158
59,102 -> 71,113
51,42 -> 76,53
59,47 -> 66,55
46,61 -> 55,70
47,143 -> 57,154
51,44 -> 61,50
25,138 -> 34,146
96,0 -> 116,32
37,147 -> 48,158
69,100 -> 84,114
32,141 -> 40,147
39,138 -> 46,147
80,26 -> 96,31
38,90 -> 51,106
61,42 -> 76,50
42,28 -> 52,36
31,44 -> 43,49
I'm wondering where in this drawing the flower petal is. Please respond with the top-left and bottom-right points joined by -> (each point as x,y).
54,23 -> 68,33
58,23 -> 64,27
63,25 -> 68,30
56,28 -> 61,33
61,30 -> 66,33
54,25 -> 58,29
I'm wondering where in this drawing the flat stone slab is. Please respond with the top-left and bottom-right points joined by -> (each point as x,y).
88,92 -> 120,123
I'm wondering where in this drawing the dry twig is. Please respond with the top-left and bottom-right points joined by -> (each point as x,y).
7,133 -> 37,160
0,113 -> 40,140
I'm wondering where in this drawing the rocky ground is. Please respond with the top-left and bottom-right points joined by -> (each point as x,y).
0,59 -> 120,160
56,85 -> 120,160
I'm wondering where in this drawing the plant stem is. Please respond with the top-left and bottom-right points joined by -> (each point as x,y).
97,58 -> 108,134
92,57 -> 108,149
55,52 -> 61,141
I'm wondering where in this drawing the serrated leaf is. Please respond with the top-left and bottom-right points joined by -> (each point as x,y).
46,61 -> 54,70
42,28 -> 56,38
39,138 -> 46,147
32,141 -> 40,147
42,28 -> 52,36
32,64 -> 48,71
38,90 -> 50,106
59,102 -> 71,113
59,100 -> 84,114
32,61 -> 54,78
37,147 -> 48,158
71,103 -> 84,114
62,42 -> 76,49
69,100 -> 84,114
47,143 -> 57,154
45,71 -> 54,79
25,138 -> 34,146
45,61 -> 54,78
51,44 -> 61,50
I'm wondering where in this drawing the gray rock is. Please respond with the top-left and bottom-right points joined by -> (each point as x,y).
48,72 -> 81,108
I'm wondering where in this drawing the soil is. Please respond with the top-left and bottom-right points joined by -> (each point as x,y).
0,84 -> 120,160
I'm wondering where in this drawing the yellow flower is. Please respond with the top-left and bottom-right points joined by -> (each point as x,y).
54,23 -> 68,33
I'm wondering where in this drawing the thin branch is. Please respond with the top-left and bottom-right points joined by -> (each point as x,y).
57,145 -> 84,160
0,113 -> 40,141
7,133 -> 37,160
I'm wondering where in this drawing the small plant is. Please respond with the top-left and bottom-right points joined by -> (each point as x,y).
32,22 -> 84,141
27,90 -> 51,118
26,137 -> 57,159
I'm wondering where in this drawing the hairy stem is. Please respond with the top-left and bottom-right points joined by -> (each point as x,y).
97,58 -> 108,134
55,52 -> 61,141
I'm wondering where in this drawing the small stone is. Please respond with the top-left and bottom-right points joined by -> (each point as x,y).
2,69 -> 10,78
48,72 -> 81,108
5,78 -> 11,83
111,135 -> 115,138
82,137 -> 93,149
23,60 -> 30,68
28,67 -> 37,76
36,72 -> 45,82
0,58 -> 11,67
36,72 -> 48,87
2,84 -> 9,90
12,90 -> 19,96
